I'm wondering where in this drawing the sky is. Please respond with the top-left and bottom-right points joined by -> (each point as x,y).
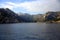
0,0 -> 60,14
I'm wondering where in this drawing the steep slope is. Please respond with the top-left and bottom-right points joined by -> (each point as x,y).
0,8 -> 19,23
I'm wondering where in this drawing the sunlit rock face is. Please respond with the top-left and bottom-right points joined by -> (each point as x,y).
0,8 -> 19,24
32,14 -> 45,22
45,11 -> 60,22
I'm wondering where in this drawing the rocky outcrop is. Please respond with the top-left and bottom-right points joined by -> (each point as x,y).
0,8 -> 20,24
45,11 -> 60,23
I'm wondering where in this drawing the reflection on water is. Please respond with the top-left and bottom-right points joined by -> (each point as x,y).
0,23 -> 60,40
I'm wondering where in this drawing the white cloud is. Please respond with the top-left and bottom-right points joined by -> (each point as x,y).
0,2 -> 14,9
18,0 -> 60,12
0,0 -> 60,13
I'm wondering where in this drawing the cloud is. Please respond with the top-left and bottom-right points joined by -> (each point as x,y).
0,2 -> 15,9
0,0 -> 60,14
18,0 -> 60,12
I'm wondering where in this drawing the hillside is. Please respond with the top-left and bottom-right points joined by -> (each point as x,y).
0,8 -> 60,23
45,11 -> 60,23
0,8 -> 20,23
0,8 -> 34,23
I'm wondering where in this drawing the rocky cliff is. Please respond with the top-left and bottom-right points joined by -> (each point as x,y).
45,11 -> 60,23
0,8 -> 20,24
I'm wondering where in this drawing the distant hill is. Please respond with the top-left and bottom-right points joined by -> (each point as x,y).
32,14 -> 45,22
1,8 -> 59,23
18,14 -> 34,22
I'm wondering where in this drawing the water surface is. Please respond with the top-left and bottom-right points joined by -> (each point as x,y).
0,23 -> 60,40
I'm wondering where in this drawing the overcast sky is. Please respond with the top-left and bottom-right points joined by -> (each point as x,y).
0,0 -> 60,14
